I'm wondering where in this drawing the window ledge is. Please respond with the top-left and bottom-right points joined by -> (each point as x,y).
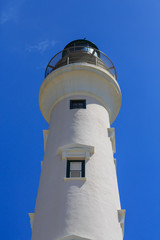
64,177 -> 87,181
108,128 -> 116,153
43,129 -> 49,152
118,209 -> 126,236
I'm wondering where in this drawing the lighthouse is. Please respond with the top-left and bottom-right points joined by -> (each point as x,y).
29,39 -> 126,240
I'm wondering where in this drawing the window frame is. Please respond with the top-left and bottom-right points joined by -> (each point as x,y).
70,99 -> 86,109
66,160 -> 85,178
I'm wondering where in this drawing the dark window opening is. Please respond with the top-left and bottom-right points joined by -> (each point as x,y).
66,160 -> 85,178
70,99 -> 86,109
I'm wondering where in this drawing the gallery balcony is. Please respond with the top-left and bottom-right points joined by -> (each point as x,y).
45,41 -> 117,80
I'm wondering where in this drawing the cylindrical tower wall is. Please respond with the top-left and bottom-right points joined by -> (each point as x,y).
32,95 -> 122,240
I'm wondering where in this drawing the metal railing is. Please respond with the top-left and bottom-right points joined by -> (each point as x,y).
45,46 -> 117,79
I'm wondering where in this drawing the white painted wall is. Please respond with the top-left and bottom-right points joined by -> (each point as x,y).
39,63 -> 121,124
32,95 -> 123,240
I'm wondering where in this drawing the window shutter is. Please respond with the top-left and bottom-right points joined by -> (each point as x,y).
70,100 -> 73,109
66,161 -> 70,178
82,161 -> 85,177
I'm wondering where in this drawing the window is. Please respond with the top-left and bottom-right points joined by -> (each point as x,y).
66,160 -> 85,178
70,99 -> 86,109
58,143 -> 94,181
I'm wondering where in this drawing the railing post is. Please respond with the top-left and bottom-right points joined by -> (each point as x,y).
95,57 -> 97,66
67,49 -> 70,65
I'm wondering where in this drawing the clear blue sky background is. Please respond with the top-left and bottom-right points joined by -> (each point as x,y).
1,0 -> 160,239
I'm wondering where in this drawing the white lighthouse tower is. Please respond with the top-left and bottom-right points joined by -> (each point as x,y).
29,39 -> 126,240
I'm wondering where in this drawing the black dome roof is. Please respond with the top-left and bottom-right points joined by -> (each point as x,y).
64,39 -> 99,50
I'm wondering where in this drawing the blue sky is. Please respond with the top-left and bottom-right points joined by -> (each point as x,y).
1,0 -> 160,239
